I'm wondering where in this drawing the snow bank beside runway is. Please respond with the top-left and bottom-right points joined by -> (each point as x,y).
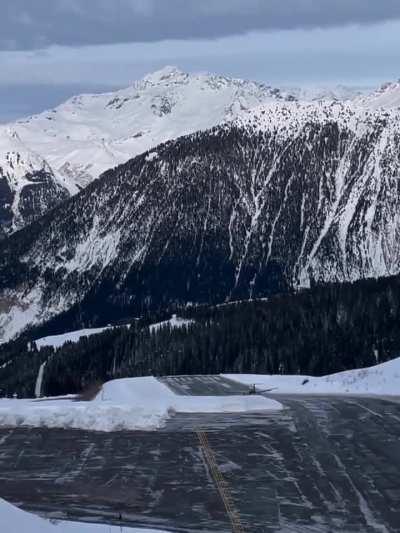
0,377 -> 282,432
0,498 -> 169,532
100,376 -> 282,414
224,356 -> 400,396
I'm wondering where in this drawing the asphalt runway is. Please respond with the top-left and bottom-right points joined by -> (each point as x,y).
0,376 -> 399,532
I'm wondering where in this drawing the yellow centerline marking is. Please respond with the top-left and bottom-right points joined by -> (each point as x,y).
196,429 -> 246,533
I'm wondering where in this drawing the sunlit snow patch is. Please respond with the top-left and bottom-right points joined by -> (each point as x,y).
224,356 -> 400,396
34,326 -> 125,350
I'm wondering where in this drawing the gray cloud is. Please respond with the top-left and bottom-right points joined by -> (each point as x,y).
2,0 -> 400,50
3,21 -> 399,84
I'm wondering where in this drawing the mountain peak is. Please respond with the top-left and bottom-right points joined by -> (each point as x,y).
355,79 -> 400,110
0,66 -> 281,234
141,66 -> 187,85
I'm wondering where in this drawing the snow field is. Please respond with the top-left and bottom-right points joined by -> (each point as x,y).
33,314 -> 191,351
34,325 -> 127,350
224,355 -> 400,396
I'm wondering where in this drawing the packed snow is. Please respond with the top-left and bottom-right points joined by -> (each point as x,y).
149,314 -> 194,333
224,356 -> 400,396
0,376 -> 281,432
34,326 -> 127,350
0,497 -> 169,533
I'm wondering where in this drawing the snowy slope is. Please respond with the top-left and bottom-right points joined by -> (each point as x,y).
0,376 -> 281,432
224,356 -> 400,395
0,498 -> 168,533
355,80 -> 400,110
34,325 -> 128,350
0,129 -> 68,232
33,319 -> 193,352
13,66 -> 292,191
288,84 -> 366,103
235,99 -> 400,287
0,67 -> 292,233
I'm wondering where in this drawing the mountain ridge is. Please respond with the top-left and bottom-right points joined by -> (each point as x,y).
0,67 -> 293,234
1,97 -> 400,342
2,67 -> 399,235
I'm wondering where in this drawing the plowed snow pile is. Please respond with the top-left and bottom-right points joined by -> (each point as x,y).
0,376 -> 281,432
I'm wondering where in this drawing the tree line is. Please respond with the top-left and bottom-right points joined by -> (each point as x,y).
1,273 -> 400,398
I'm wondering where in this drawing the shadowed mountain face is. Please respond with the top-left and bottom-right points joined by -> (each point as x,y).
0,168 -> 68,233
1,99 -> 400,341
0,134 -> 69,234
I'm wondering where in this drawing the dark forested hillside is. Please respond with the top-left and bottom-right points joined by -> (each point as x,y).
1,273 -> 400,398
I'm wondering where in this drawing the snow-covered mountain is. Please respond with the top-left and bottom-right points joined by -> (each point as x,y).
288,84 -> 366,103
1,97 -> 400,341
359,80 -> 400,109
0,66 -> 294,234
2,67 -> 399,236
290,80 -> 400,108
0,130 -> 69,234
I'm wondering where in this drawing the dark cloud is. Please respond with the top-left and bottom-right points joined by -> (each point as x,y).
2,0 -> 400,50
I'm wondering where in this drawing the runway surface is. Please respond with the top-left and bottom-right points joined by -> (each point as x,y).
0,375 -> 399,532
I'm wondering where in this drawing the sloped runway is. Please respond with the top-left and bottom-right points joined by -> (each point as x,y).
0,375 -> 399,532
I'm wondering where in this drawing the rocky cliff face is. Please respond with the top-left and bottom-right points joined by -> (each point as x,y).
1,99 -> 400,341
0,130 -> 68,233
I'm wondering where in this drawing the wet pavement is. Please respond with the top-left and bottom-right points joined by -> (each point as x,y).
0,376 -> 399,532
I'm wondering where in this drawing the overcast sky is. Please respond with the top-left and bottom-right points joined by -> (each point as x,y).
1,0 -> 400,122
